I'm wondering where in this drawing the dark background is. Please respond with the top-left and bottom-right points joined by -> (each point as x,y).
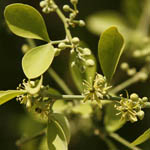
0,0 -> 150,150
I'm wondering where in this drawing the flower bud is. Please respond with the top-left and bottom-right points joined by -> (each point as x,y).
142,97 -> 148,102
63,5 -> 70,12
70,0 -> 78,5
40,1 -> 47,8
86,59 -> 95,67
79,20 -> 85,27
127,68 -> 136,76
54,48 -> 61,56
120,62 -> 129,70
72,37 -> 80,45
137,110 -> 145,120
58,42 -> 66,49
130,93 -> 139,101
82,48 -> 91,56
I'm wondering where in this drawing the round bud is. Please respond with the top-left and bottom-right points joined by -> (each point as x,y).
54,48 -> 61,56
127,68 -> 136,76
70,49 -> 75,54
40,1 -> 47,8
26,99 -> 32,108
72,37 -> 80,45
63,5 -> 70,12
70,13 -> 76,19
120,62 -> 129,70
142,97 -> 148,102
133,50 -> 141,57
22,44 -> 30,54
86,59 -> 95,67
137,110 -> 145,120
82,48 -> 91,56
70,0 -> 78,4
79,20 -> 85,27
139,72 -> 148,81
130,93 -> 139,101
42,7 -> 51,14
58,42 -> 66,49
71,61 -> 75,67
30,81 -> 35,87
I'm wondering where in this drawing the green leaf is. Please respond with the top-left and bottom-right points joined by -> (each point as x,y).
131,128 -> 150,146
104,103 -> 126,132
22,43 -> 55,79
0,90 -> 26,105
51,113 -> 70,144
4,3 -> 50,42
87,11 -> 129,38
47,114 -> 69,150
98,26 -> 124,82
70,50 -> 97,93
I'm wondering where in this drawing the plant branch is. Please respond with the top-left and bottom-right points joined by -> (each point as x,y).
110,64 -> 150,94
16,129 -> 46,147
52,0 -> 73,42
48,68 -> 73,95
109,132 -> 142,150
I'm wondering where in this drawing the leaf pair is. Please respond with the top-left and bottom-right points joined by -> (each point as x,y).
4,3 -> 54,79
47,113 -> 70,150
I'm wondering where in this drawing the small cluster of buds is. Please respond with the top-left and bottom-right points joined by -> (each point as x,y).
115,93 -> 148,123
70,38 -> 95,72
40,0 -> 57,14
83,74 -> 111,108
120,62 -> 137,76
63,0 -> 85,27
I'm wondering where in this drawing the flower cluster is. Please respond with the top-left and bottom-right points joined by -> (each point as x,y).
83,73 -> 111,108
115,93 -> 148,123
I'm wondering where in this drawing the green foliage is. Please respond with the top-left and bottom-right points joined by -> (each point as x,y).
4,3 -> 50,42
104,103 -> 126,132
70,52 -> 97,93
22,43 -> 55,79
0,90 -> 26,105
98,26 -> 124,82
131,128 -> 150,146
47,113 -> 70,150
86,11 -> 130,39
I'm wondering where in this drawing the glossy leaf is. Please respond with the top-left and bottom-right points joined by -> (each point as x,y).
98,26 -> 124,82
51,113 -> 70,143
70,51 -> 96,93
0,90 -> 26,105
104,103 -> 126,132
4,3 -> 50,42
47,116 -> 68,150
22,43 -> 55,79
131,128 -> 150,146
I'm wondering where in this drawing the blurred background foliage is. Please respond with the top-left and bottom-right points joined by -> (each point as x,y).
0,0 -> 150,150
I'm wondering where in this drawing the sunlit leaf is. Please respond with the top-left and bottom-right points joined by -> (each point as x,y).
70,50 -> 96,93
0,90 -> 26,105
131,128 -> 150,146
51,113 -> 70,144
104,103 -> 126,132
87,11 -> 129,38
4,3 -> 50,42
22,43 -> 55,79
98,26 -> 124,82
47,115 -> 68,150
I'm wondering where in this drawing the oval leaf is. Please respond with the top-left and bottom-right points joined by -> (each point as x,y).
131,128 -> 150,146
51,113 -> 70,144
0,90 -> 26,105
70,51 -> 97,93
87,11 -> 129,38
4,3 -> 50,42
98,26 -> 124,82
22,43 -> 55,79
47,117 -> 68,150
104,103 -> 126,132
